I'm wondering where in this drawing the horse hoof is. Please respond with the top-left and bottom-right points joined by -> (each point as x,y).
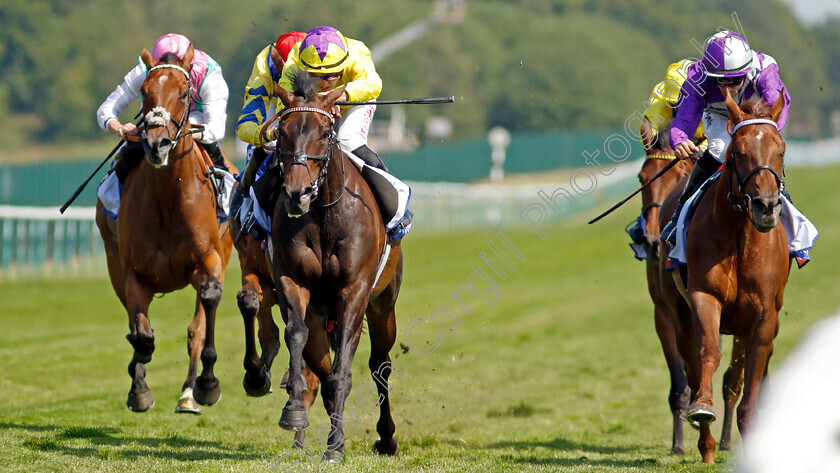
320,450 -> 344,463
175,394 -> 202,415
126,389 -> 155,412
373,437 -> 399,456
278,408 -> 309,432
243,370 -> 272,397
669,447 -> 685,456
720,441 -> 731,451
686,403 -> 716,424
195,380 -> 221,406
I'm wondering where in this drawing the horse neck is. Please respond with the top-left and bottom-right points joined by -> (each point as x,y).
141,139 -> 204,208
315,147 -> 346,209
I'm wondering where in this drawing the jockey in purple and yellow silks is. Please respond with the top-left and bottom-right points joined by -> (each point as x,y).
660,30 -> 792,245
97,33 -> 230,180
239,26 -> 412,240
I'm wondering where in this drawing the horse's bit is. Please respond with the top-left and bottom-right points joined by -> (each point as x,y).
726,119 -> 785,212
276,106 -> 345,207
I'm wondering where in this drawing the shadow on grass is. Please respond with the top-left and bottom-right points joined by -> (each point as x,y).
8,421 -> 264,462
486,436 -> 640,455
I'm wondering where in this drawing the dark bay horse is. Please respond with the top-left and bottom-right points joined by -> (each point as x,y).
269,73 -> 403,462
95,46 -> 234,414
637,119 -> 693,454
230,197 -> 321,447
658,90 -> 789,463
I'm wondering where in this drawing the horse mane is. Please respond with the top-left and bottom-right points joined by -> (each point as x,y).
656,118 -> 672,150
157,52 -> 181,65
289,69 -> 320,100
738,97 -> 772,119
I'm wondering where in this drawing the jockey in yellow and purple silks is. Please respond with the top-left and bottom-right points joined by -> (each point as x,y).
642,59 -> 706,149
275,26 -> 413,239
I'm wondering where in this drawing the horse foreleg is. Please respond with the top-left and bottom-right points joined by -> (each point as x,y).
278,277 -> 312,433
720,336 -> 745,451
321,295 -> 367,463
688,292 -> 722,464
124,271 -> 155,412
239,271 -> 272,396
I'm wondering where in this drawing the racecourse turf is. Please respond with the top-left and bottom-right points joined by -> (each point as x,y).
1,163 -> 838,472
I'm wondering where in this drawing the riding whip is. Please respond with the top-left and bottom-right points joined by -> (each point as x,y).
59,139 -> 125,214
588,158 -> 680,224
335,96 -> 455,106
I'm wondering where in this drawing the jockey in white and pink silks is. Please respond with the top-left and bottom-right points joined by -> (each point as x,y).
661,30 -> 792,245
96,33 -> 230,179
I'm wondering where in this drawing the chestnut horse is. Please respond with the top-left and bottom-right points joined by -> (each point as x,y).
268,72 -> 403,462
658,90 -> 788,463
230,193 -> 321,447
95,46 -> 234,414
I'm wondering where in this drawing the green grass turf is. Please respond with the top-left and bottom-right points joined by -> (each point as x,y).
0,163 -> 837,472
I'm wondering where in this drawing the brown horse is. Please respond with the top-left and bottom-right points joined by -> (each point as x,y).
658,90 -> 788,463
269,72 -> 402,462
95,46 -> 234,414
637,119 -> 693,454
230,192 -> 321,447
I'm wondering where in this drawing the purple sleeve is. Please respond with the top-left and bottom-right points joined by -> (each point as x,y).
670,69 -> 705,150
755,63 -> 791,129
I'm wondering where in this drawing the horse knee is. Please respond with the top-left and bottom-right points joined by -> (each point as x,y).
200,279 -> 223,307
237,287 -> 260,316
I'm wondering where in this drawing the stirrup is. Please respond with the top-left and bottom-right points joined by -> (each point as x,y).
387,210 -> 413,240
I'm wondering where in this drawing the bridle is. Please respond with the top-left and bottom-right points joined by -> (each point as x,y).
140,64 -> 199,147
276,106 -> 345,208
725,118 -> 785,212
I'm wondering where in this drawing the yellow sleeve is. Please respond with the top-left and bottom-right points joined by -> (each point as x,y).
235,45 -> 282,146
340,39 -> 382,102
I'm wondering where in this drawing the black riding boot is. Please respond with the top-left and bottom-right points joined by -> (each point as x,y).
240,147 -> 270,195
203,141 -> 229,172
661,150 -> 721,246
113,141 -> 145,184
353,145 -> 412,238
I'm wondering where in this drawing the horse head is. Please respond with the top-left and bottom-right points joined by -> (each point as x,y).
638,118 -> 691,260
275,73 -> 345,217
724,89 -> 787,232
139,46 -> 194,167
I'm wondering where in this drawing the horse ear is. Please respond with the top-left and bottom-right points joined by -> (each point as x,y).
640,118 -> 654,152
275,83 -> 293,108
770,87 -> 786,124
270,45 -> 285,72
324,86 -> 346,105
181,44 -> 194,71
140,48 -> 155,70
724,88 -> 744,123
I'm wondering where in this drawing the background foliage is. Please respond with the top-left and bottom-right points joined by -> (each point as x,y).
0,0 -> 836,149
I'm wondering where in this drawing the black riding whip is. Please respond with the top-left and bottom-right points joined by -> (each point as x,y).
588,157 -> 680,224
59,139 -> 125,214
335,96 -> 455,106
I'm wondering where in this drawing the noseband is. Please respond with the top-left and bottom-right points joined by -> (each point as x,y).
726,119 -> 785,212
277,106 -> 344,207
140,64 -> 196,146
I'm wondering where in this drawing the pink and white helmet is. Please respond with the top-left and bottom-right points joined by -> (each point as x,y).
702,30 -> 752,78
151,33 -> 193,61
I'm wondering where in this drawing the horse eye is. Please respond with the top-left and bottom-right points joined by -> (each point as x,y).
321,131 -> 330,140
181,91 -> 189,100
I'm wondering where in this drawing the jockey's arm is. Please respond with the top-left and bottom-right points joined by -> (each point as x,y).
193,67 -> 229,143
97,62 -> 146,139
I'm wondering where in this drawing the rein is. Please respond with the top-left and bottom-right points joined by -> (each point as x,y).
275,106 -> 345,208
725,119 -> 785,212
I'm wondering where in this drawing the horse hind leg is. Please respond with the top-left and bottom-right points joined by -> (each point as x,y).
238,274 -> 274,397
195,278 -> 223,406
654,304 -> 689,455
366,301 -> 400,457
720,336 -> 745,451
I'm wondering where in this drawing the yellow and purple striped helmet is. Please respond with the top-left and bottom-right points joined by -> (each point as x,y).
299,26 -> 349,75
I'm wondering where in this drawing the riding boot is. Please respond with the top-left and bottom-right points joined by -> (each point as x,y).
240,147 -> 270,195
661,150 -> 721,246
353,146 -> 413,239
203,141 -> 229,172
113,141 -> 145,184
